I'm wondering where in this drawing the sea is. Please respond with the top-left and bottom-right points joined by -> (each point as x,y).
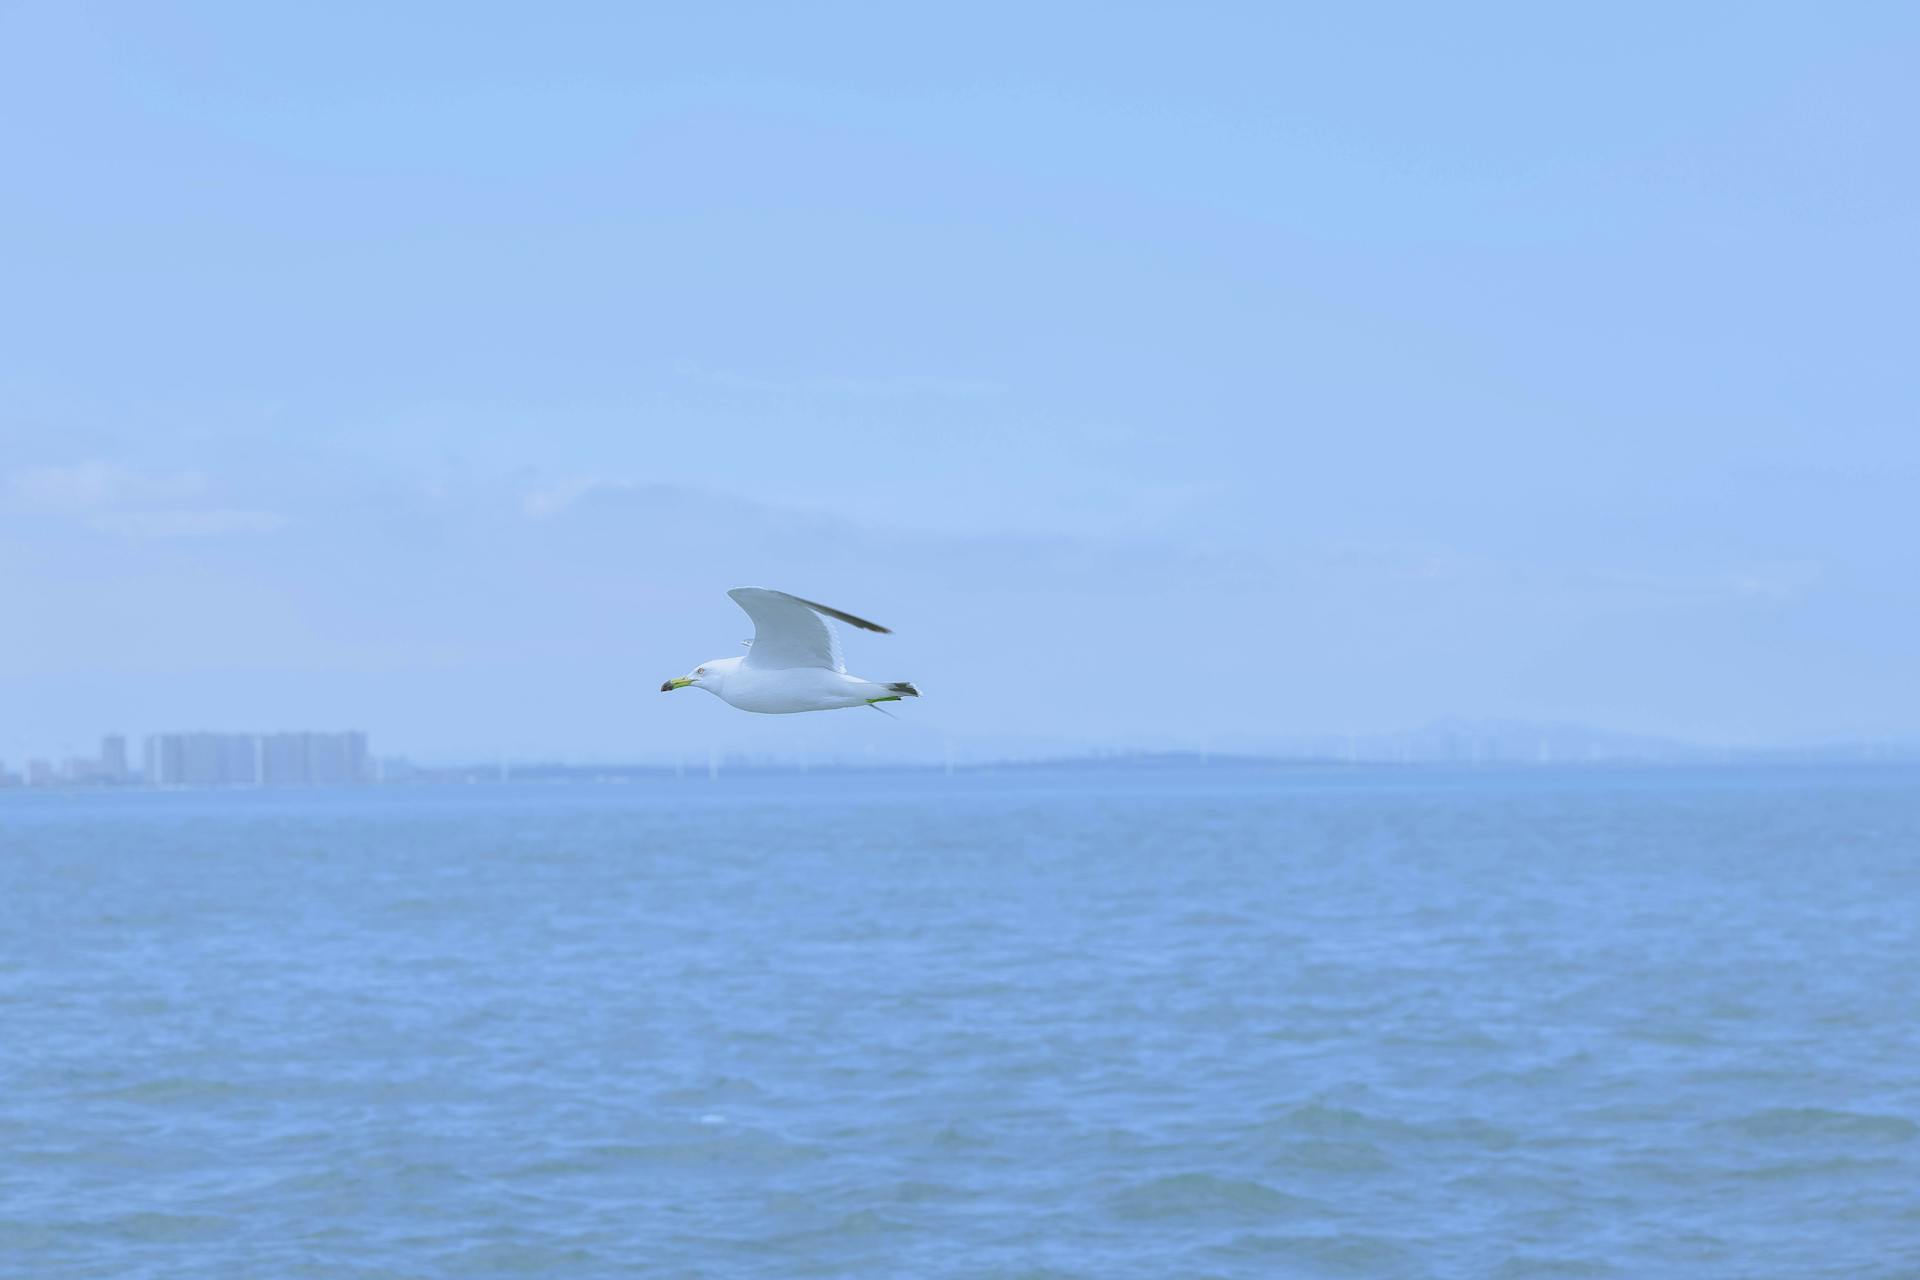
3,762 -> 1917,1278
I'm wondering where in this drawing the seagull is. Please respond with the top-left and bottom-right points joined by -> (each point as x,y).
661,587 -> 921,714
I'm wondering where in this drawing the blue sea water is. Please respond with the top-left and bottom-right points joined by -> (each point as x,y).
3,763 -> 1918,1278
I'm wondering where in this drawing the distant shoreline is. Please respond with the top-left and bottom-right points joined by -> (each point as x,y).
5,751 -> 1916,795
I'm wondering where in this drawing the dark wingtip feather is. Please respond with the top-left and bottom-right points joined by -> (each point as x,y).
792,594 -> 892,634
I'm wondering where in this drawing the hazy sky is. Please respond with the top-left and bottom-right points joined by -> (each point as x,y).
4,3 -> 1916,762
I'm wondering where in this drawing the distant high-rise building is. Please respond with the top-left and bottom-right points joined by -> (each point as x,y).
260,732 -> 370,786
179,734 -> 225,786
26,759 -> 54,787
143,733 -> 259,786
137,731 -> 371,787
315,731 -> 368,785
99,734 -> 129,783
225,734 -> 259,784
259,733 -> 304,786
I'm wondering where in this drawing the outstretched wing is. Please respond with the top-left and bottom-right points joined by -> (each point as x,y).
729,587 -> 891,672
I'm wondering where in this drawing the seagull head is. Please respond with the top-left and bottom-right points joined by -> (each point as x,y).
661,661 -> 719,693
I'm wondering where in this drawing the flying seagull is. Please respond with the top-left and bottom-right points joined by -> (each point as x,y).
661,587 -> 920,714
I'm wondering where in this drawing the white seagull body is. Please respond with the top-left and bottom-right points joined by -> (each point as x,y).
661,587 -> 920,715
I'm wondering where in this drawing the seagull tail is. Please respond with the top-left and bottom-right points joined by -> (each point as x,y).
886,682 -> 921,698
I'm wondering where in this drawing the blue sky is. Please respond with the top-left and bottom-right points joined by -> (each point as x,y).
3,3 -> 1916,762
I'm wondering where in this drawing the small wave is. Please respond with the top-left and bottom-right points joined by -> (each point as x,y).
89,1076 -> 247,1104
1261,1138 -> 1393,1174
1177,909 -> 1253,927
0,1220 -> 57,1250
1493,1254 -> 1619,1278
825,1209 -> 907,1238
1380,1026 -> 1508,1052
1259,1103 -> 1408,1140
1722,1107 -> 1918,1143
758,1209 -> 912,1248
1109,1172 -> 1319,1222
1729,1154 -> 1903,1182
624,1128 -> 826,1172
1621,1021 -> 1718,1048
1465,1052 -> 1596,1089
439,1241 -> 604,1274
882,1178 -> 976,1204
1255,1103 -> 1515,1150
97,1211 -> 231,1243
654,1076 -> 765,1106
925,1122 -> 989,1151
1214,1231 -> 1412,1272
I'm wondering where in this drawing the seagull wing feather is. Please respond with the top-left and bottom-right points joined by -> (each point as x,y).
729,587 -> 891,672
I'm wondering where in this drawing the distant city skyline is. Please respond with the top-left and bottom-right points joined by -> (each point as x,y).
1,729 -> 372,788
4,717 -> 1912,790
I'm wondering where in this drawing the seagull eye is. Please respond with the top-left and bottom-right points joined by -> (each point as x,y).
696,667 -> 706,675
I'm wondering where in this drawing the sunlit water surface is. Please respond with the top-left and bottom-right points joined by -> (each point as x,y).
4,764 -> 1918,1278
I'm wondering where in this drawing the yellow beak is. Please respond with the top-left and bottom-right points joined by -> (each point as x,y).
661,678 -> 693,691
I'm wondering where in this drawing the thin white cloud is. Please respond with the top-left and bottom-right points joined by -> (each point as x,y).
521,477 -> 633,518
1590,560 -> 1824,605
1724,560 -> 1824,604
3,462 -> 282,538
88,509 -> 288,538
5,461 -> 207,511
